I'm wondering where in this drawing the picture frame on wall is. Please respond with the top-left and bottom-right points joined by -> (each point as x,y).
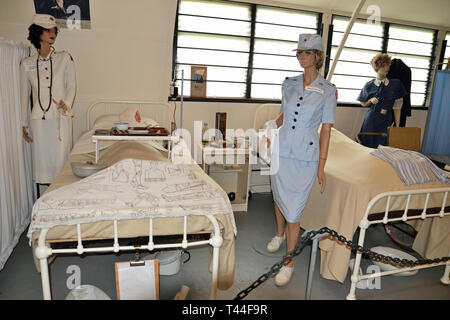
190,66 -> 207,98
33,0 -> 91,29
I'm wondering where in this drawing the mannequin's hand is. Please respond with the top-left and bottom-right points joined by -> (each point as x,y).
369,97 -> 379,105
53,98 -> 68,112
318,170 -> 326,193
22,126 -> 33,143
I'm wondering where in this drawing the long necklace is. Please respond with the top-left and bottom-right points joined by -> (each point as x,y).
36,48 -> 54,120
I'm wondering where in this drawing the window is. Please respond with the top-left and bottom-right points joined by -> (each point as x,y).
328,16 -> 437,106
386,24 -> 435,106
442,32 -> 450,69
173,0 -> 320,99
328,16 -> 385,104
251,7 -> 319,99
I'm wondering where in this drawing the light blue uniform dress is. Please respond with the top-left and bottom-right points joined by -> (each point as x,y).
270,73 -> 337,222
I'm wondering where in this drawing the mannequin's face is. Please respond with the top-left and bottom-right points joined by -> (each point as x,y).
40,28 -> 57,45
297,50 -> 316,69
377,64 -> 390,77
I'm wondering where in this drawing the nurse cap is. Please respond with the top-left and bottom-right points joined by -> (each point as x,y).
293,34 -> 324,52
32,14 -> 57,29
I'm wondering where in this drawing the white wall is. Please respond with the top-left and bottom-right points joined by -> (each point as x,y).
0,0 -> 177,141
0,0 -> 430,149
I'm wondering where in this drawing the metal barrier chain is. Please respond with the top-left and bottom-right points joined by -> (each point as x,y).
233,226 -> 449,300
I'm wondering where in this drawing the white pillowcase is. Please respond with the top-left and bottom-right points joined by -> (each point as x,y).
92,114 -> 120,130
140,117 -> 159,128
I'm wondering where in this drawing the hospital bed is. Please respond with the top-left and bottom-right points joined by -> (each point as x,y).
28,101 -> 237,300
254,103 -> 450,299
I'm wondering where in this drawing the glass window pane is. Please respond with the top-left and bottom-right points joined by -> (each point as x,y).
255,23 -> 314,42
251,84 -> 282,99
178,15 -> 251,37
207,82 -> 246,98
332,32 -> 383,50
178,32 -> 250,52
256,6 -> 317,28
177,48 -> 249,67
410,68 -> 429,81
388,53 -> 430,69
333,61 -> 374,77
177,64 -> 247,82
388,39 -> 433,56
331,75 -> 373,91
179,0 -> 250,20
253,53 -> 299,71
177,79 -> 246,98
333,17 -> 384,36
335,88 -> 361,103
252,69 -> 299,84
389,25 -> 434,43
443,33 -> 450,68
411,81 -> 427,93
411,93 -> 425,106
254,39 -> 297,55
330,47 -> 380,64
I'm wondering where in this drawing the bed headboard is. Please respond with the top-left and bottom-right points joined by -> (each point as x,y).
86,100 -> 173,131
253,103 -> 281,130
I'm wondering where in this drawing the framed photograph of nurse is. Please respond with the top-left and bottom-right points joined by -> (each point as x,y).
33,0 -> 91,29
190,66 -> 207,98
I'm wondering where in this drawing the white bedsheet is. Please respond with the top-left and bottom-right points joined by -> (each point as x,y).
27,158 -> 236,241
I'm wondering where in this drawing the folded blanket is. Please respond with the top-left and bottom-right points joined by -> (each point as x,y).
371,145 -> 450,186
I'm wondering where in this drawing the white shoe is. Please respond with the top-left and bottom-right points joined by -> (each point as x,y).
266,234 -> 286,253
275,266 -> 294,286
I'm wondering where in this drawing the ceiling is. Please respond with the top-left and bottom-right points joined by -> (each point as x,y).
269,0 -> 450,28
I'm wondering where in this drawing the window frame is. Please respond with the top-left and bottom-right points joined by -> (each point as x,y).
172,0 -> 321,103
172,0 -> 445,109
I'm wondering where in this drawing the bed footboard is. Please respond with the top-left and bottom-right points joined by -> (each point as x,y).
36,214 -> 222,300
346,187 -> 450,300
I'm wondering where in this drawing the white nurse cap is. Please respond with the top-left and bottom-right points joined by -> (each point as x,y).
32,14 -> 57,29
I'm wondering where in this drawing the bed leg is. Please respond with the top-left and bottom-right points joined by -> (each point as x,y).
39,258 -> 52,300
36,229 -> 52,300
346,224 -> 368,300
35,244 -> 53,300
305,238 -> 318,300
440,250 -> 450,285
209,234 -> 222,300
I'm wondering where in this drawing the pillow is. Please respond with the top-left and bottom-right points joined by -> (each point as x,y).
140,116 -> 159,128
92,114 -> 120,130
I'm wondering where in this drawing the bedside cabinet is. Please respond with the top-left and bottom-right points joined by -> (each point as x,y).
199,142 -> 251,212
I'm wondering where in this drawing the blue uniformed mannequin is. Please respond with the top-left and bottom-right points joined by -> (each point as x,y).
266,34 -> 337,286
357,53 -> 407,148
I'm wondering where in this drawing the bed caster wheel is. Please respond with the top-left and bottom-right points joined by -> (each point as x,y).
228,192 -> 235,201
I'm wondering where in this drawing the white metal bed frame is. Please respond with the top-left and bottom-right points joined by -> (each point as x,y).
253,103 -> 450,300
35,100 -> 226,300
346,187 -> 450,300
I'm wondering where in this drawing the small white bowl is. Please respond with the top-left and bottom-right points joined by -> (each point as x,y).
114,122 -> 129,131
71,162 -> 107,178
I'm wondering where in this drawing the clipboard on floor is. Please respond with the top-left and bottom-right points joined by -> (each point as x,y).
115,259 -> 160,300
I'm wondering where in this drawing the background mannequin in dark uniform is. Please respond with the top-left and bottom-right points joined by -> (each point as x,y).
357,54 -> 407,148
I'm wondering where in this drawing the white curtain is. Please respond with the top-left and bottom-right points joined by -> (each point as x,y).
0,39 -> 34,271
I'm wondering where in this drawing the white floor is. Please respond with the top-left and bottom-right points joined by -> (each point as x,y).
0,193 -> 448,301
